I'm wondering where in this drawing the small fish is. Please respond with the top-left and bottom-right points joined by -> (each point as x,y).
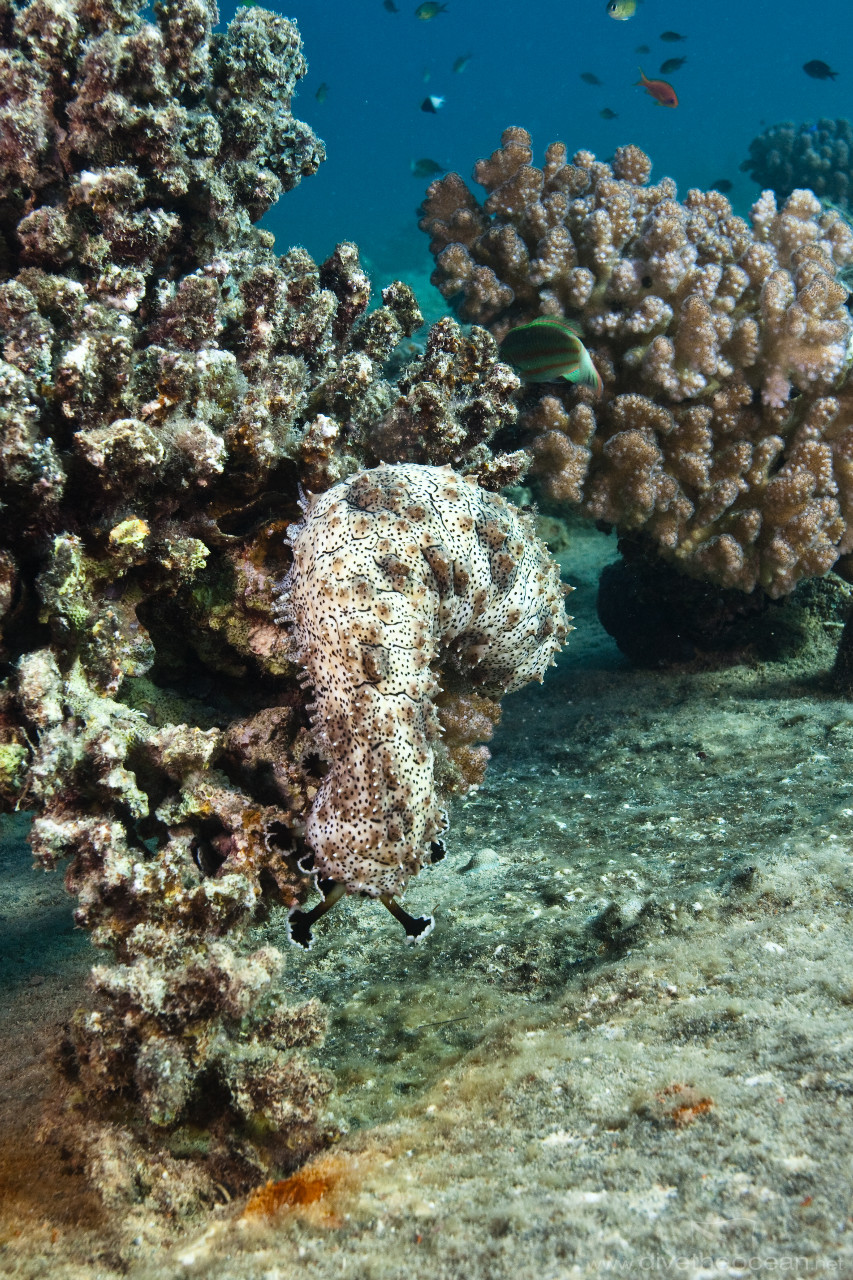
659,57 -> 686,74
411,157 -> 446,178
415,1 -> 447,18
636,67 -> 678,107
606,0 -> 637,19
421,95 -> 445,113
315,82 -> 329,103
452,53 -> 473,73
711,177 -> 733,193
635,44 -> 650,53
499,317 -> 602,396
803,60 -> 838,80
580,72 -> 602,86
423,66 -> 431,82
384,0 -> 399,9
659,30 -> 685,41
599,107 -> 618,120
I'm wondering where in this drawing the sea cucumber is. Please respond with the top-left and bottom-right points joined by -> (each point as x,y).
280,462 -> 570,917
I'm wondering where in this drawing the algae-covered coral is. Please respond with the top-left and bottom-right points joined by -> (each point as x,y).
0,0 -> 551,1197
420,128 -> 853,599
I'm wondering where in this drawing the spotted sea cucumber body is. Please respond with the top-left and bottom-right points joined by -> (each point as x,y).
280,463 -> 570,898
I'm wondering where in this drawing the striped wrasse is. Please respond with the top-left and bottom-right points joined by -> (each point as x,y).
499,317 -> 602,395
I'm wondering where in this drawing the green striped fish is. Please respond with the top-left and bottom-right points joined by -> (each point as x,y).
499,317 -> 603,395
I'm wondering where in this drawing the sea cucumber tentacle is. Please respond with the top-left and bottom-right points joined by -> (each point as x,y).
280,462 -> 571,898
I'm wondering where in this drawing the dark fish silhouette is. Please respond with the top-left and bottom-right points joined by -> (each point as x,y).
384,0 -> 399,10
580,72 -> 603,86
660,57 -> 686,74
315,82 -> 329,103
660,30 -> 685,41
803,60 -> 838,80
421,95 -> 445,113
600,107 -> 618,120
711,178 -> 733,193
415,1 -> 448,17
452,53 -> 473,73
635,44 -> 650,53
411,158 -> 446,178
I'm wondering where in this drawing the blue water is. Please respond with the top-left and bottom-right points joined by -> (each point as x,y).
240,0 -> 851,282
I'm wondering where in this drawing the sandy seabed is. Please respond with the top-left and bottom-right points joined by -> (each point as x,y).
2,519 -> 852,1279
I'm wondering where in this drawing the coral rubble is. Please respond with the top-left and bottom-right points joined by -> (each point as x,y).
281,462 -> 570,904
742,118 -> 853,214
420,128 -> 853,598
0,0 -> 538,1200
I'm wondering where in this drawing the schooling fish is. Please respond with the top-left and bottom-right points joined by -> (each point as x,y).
421,95 -> 445,112
315,82 -> 329,103
659,30 -> 685,41
606,0 -> 638,19
600,107 -> 618,120
415,1 -> 448,17
659,56 -> 686,74
636,68 -> 678,107
580,71 -> 603,86
499,318 -> 602,395
411,157 -> 446,178
803,60 -> 838,80
452,53 -> 473,73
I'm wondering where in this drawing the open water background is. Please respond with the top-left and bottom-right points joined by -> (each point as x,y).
243,0 -> 853,280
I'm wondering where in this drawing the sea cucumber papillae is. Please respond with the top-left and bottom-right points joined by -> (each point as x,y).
280,463 -> 571,901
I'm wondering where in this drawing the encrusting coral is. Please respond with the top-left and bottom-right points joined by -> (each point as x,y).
420,128 -> 853,599
0,0 -> 549,1204
742,118 -> 853,215
280,462 -> 570,943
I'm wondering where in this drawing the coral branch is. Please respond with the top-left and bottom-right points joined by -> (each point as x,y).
420,129 -> 853,598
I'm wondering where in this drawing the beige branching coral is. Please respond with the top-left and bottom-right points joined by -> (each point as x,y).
420,129 -> 853,596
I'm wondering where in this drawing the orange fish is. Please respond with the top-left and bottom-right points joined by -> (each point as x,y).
636,67 -> 678,106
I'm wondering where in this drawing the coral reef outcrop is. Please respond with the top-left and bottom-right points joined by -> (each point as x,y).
742,119 -> 853,214
420,129 -> 853,599
281,463 -> 570,902
0,1 -> 539,1201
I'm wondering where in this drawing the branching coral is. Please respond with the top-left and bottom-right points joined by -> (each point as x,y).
420,128 -> 853,598
742,119 -> 853,214
0,0 -> 537,1201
